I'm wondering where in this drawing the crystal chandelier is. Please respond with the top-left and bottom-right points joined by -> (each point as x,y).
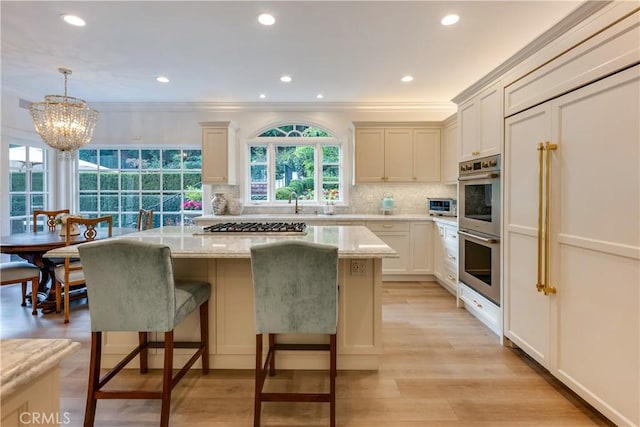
30,68 -> 99,152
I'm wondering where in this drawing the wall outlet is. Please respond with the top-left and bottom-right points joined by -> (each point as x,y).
350,259 -> 366,276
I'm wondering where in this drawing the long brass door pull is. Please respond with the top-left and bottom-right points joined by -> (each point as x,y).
537,141 -> 557,296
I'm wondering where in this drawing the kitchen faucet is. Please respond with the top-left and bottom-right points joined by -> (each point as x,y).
288,191 -> 302,214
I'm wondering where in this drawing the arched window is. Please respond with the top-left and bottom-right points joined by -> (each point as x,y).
248,123 -> 342,204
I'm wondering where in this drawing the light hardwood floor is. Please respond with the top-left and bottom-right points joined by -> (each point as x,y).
0,281 -> 614,427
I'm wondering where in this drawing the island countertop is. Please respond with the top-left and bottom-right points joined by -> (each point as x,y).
44,225 -> 397,259
1,339 -> 80,400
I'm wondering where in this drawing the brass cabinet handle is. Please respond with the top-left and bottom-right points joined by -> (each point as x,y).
537,142 -> 545,293
382,224 -> 393,229
536,141 -> 557,296
472,299 -> 483,308
543,142 -> 557,296
446,274 -> 455,281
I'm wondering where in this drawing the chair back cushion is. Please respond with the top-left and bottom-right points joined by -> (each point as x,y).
250,240 -> 338,334
78,239 -> 181,332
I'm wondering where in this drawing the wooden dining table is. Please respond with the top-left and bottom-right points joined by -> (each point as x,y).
0,227 -> 137,310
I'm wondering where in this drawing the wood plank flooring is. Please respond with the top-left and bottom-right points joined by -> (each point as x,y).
0,281 -> 614,427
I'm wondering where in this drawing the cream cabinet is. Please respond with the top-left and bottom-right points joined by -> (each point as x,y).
503,66 -> 639,427
441,114 -> 458,184
354,125 -> 441,183
409,222 -> 433,275
366,221 -> 432,279
412,128 -> 441,182
200,121 -> 238,184
433,220 -> 458,295
366,221 -> 411,274
458,82 -> 502,162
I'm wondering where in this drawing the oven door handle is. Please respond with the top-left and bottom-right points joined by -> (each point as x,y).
458,173 -> 500,181
458,230 -> 500,244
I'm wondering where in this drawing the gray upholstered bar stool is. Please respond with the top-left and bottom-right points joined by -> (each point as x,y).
0,262 -> 41,315
250,240 -> 338,427
77,239 -> 211,427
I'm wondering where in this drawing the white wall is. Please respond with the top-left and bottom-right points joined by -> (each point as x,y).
1,94 -> 456,233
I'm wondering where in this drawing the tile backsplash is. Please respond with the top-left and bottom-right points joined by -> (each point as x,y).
208,183 -> 457,215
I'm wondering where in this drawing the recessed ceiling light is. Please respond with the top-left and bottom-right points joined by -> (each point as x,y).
280,75 -> 292,83
441,14 -> 460,26
316,94 -> 324,99
156,76 -> 170,83
259,94 -> 266,99
401,75 -> 414,83
258,13 -> 275,26
61,14 -> 86,27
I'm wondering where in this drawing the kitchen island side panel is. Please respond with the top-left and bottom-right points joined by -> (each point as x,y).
101,257 -> 383,370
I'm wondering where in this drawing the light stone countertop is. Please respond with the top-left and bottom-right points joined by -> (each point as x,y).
0,339 -> 80,399
44,225 -> 398,260
194,213 -> 454,223
431,216 -> 458,227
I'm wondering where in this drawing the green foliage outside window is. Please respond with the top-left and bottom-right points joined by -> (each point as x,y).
10,172 -> 26,191
249,124 -> 341,203
78,148 -> 202,226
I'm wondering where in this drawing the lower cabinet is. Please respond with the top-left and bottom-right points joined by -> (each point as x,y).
433,221 -> 458,295
366,221 -> 433,279
459,283 -> 500,335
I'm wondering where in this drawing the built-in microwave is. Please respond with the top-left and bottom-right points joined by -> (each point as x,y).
428,198 -> 457,217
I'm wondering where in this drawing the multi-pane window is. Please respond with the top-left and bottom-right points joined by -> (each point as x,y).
8,144 -> 47,233
78,148 -> 202,227
248,124 -> 342,203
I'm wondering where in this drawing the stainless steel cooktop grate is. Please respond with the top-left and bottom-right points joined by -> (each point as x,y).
199,222 -> 307,234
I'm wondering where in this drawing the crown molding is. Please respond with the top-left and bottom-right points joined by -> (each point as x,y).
91,101 -> 457,114
451,0 -> 611,104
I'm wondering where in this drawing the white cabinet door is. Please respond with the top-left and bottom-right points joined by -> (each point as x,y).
459,82 -> 502,162
504,66 -> 640,427
355,128 -> 385,182
478,84 -> 502,158
384,128 -> 413,182
375,231 -> 410,274
433,223 -> 445,280
412,128 -> 441,182
441,118 -> 458,184
201,122 -> 237,185
410,222 -> 433,274
458,99 -> 479,162
504,103 -> 552,368
548,66 -> 639,427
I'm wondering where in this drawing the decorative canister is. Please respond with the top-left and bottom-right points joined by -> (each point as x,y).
211,193 -> 227,215
381,195 -> 395,211
226,198 -> 244,216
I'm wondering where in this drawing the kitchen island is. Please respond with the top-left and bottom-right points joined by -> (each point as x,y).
45,225 -> 396,370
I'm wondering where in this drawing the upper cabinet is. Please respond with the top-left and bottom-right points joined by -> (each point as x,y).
354,123 -> 441,183
458,81 -> 502,162
441,114 -> 458,184
200,121 -> 238,185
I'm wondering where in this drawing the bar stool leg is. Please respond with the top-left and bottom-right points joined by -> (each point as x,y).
254,334 -> 263,427
160,331 -> 174,427
84,332 -> 102,427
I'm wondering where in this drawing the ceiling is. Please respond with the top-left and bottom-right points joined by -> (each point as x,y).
1,1 -> 583,108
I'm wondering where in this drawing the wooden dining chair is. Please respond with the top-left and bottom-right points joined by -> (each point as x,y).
54,216 -> 113,324
0,261 -> 40,315
33,209 -> 70,232
136,209 -> 154,231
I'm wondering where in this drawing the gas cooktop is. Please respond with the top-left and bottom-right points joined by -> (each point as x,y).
195,222 -> 308,236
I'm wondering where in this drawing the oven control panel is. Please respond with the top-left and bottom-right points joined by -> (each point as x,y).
459,154 -> 501,175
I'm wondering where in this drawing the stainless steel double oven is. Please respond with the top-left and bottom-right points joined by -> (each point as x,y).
458,154 -> 501,306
